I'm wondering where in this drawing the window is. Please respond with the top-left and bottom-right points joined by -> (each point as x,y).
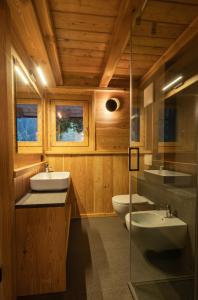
17,104 -> 38,141
51,100 -> 89,147
16,100 -> 42,147
56,105 -> 84,142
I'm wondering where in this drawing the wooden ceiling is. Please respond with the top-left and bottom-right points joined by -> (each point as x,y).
116,0 -> 198,81
7,0 -> 198,89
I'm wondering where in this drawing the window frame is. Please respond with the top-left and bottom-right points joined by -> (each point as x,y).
50,100 -> 89,147
16,99 -> 42,148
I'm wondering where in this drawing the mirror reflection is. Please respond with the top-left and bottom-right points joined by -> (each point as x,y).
14,58 -> 42,153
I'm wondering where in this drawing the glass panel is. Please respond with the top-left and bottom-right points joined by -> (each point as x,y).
56,105 -> 84,142
131,107 -> 140,142
159,106 -> 177,142
16,104 -> 38,141
129,2 -> 198,300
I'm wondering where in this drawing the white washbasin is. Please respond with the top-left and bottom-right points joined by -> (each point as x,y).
144,169 -> 192,186
125,210 -> 187,251
30,172 -> 70,191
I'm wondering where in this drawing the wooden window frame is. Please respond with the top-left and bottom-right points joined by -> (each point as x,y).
16,99 -> 42,150
50,100 -> 89,147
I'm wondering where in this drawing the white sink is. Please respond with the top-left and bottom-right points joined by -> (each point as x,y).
125,210 -> 187,251
144,169 -> 192,186
30,172 -> 70,191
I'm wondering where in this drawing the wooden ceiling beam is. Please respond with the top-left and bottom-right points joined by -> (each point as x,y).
140,15 -> 198,86
33,0 -> 63,85
99,0 -> 147,88
7,0 -> 56,87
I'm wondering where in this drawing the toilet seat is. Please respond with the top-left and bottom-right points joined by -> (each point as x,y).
112,194 -> 150,205
112,195 -> 129,205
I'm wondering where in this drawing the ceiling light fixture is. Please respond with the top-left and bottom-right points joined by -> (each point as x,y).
105,98 -> 120,112
36,66 -> 47,86
162,76 -> 183,92
14,65 -> 29,85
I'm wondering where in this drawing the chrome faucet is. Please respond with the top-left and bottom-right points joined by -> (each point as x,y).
45,162 -> 49,173
166,204 -> 172,218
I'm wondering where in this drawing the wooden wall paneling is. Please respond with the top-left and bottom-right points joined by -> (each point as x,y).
16,206 -> 67,296
46,154 -> 129,218
14,154 -> 42,169
14,163 -> 45,203
113,155 -> 129,196
95,91 -> 130,151
0,1 -> 15,299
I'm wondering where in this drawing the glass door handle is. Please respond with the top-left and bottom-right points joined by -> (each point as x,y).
128,147 -> 140,171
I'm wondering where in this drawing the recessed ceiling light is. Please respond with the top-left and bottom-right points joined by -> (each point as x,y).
36,66 -> 47,86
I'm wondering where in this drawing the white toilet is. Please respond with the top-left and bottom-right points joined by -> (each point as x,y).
112,194 -> 154,219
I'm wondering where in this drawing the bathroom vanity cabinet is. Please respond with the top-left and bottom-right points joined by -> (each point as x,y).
15,191 -> 71,296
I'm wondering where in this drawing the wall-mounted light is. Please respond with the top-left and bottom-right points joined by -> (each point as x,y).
36,66 -> 47,86
162,75 -> 183,92
14,65 -> 29,85
105,98 -> 120,112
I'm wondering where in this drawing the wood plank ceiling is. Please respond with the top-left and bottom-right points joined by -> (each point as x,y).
116,0 -> 198,82
8,0 -> 198,88
48,0 -> 124,87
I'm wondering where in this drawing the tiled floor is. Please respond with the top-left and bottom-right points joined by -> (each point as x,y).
18,216 -> 132,300
18,216 -> 194,300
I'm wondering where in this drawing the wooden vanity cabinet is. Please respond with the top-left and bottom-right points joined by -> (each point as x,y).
15,193 -> 71,296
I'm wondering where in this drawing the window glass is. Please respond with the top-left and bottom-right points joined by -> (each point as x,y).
56,105 -> 84,142
16,104 -> 38,141
159,107 -> 177,142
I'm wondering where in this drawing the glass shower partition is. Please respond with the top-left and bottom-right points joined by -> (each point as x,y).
129,2 -> 198,299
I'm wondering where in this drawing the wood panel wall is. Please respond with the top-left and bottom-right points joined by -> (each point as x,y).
95,91 -> 130,151
14,163 -> 45,203
45,90 -> 130,217
0,2 -> 15,299
14,154 -> 42,169
46,154 -> 129,218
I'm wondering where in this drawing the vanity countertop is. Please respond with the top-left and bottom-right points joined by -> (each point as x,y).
15,191 -> 67,208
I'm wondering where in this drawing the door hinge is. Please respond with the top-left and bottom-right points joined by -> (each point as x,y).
0,268 -> 2,283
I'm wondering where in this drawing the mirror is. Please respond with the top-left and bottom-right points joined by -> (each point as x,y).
157,79 -> 198,154
13,58 -> 43,154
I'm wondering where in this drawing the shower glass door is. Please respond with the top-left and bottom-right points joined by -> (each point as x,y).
129,1 -> 198,299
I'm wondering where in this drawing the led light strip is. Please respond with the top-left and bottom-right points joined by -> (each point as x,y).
36,66 -> 47,86
14,65 -> 29,85
162,76 -> 183,92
